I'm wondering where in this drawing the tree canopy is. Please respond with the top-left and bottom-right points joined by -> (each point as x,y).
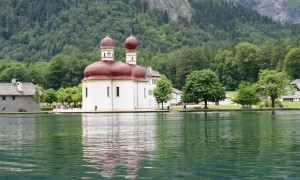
284,47 -> 300,79
0,1 -> 300,93
44,88 -> 57,105
182,69 -> 226,109
233,81 -> 260,108
257,70 -> 291,108
153,75 -> 172,109
0,0 -> 299,62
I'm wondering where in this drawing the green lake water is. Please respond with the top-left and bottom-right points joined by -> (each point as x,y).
0,111 -> 300,179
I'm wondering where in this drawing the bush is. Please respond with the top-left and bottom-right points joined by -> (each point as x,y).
275,99 -> 281,107
263,100 -> 270,108
41,107 -> 54,111
258,103 -> 264,109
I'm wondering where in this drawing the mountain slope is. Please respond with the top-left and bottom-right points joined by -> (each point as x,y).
0,0 -> 299,61
226,0 -> 300,24
146,0 -> 191,21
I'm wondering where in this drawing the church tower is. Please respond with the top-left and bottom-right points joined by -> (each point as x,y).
125,35 -> 138,65
100,35 -> 114,61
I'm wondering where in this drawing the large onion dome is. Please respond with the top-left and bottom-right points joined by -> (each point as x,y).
83,60 -> 146,81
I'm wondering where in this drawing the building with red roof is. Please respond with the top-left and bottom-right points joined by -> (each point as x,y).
82,35 -> 160,111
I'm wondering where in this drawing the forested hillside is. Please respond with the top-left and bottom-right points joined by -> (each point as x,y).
0,0 -> 298,61
1,0 -> 300,91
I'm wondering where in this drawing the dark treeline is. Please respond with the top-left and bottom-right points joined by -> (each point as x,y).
2,39 -> 300,91
140,38 -> 300,90
1,0 -> 300,91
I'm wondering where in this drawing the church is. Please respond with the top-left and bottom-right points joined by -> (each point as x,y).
82,35 -> 160,111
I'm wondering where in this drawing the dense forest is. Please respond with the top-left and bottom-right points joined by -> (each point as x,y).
0,0 -> 300,91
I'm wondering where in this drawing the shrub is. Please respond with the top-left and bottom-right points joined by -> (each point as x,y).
41,107 -> 54,111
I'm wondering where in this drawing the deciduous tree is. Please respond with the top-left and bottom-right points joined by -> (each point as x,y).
182,69 -> 226,109
44,88 -> 57,105
235,42 -> 259,83
233,81 -> 260,108
284,47 -> 300,79
153,75 -> 172,109
257,70 -> 291,108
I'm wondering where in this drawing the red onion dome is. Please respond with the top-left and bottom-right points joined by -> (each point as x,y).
125,35 -> 138,50
131,65 -> 146,81
84,61 -> 133,80
111,61 -> 132,78
84,61 -> 111,79
100,35 -> 114,48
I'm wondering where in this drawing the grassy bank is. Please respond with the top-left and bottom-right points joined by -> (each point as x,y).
282,102 -> 300,108
169,101 -> 300,110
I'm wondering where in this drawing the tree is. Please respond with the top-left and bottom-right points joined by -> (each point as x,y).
33,85 -> 45,111
26,61 -> 49,88
56,88 -> 67,104
284,47 -> 300,79
257,70 -> 291,108
47,54 -> 67,90
233,81 -> 260,108
153,75 -> 172,109
0,62 -> 28,82
213,50 -> 239,90
182,69 -> 226,109
71,84 -> 82,107
234,42 -> 259,83
44,88 -> 57,105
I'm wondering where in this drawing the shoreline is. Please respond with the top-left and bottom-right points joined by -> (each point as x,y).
0,107 -> 299,114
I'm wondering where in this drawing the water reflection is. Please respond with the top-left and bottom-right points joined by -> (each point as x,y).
0,115 -> 36,172
82,113 -> 156,178
0,112 -> 300,179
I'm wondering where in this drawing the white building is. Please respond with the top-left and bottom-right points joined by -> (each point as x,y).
82,36 -> 161,111
281,79 -> 300,102
0,79 -> 38,112
170,88 -> 182,106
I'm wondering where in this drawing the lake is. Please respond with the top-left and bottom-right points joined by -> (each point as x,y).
0,111 -> 300,179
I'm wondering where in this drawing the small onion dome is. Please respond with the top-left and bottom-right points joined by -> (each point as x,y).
83,60 -> 146,81
125,35 -> 138,50
100,35 -> 115,48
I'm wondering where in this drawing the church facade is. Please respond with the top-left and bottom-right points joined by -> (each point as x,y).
82,36 -> 160,111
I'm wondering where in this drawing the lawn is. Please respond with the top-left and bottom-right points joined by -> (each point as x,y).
170,104 -> 242,110
282,101 -> 300,108
169,101 -> 300,110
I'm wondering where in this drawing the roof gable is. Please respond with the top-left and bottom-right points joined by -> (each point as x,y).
0,83 -> 36,96
292,79 -> 300,90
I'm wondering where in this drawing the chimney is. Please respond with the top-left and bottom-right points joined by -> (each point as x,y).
17,82 -> 22,92
12,78 -> 16,84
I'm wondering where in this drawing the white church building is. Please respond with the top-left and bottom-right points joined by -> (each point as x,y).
82,35 -> 161,111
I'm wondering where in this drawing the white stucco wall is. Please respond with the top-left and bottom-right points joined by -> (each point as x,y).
0,96 -> 38,112
135,82 -> 149,108
170,93 -> 182,105
126,52 -> 137,64
112,80 -> 135,110
82,76 -> 160,111
147,77 -> 159,108
83,80 -> 137,111
101,48 -> 114,61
